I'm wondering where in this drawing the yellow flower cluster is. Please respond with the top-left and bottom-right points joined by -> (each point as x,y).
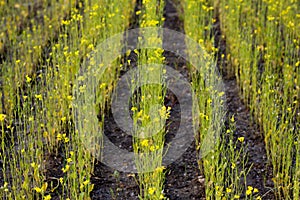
56,133 -> 69,143
155,166 -> 165,173
238,137 -> 244,143
141,139 -> 149,147
62,164 -> 70,173
33,182 -> 48,194
141,20 -> 159,28
159,106 -> 171,119
246,186 -> 259,195
0,114 -> 6,122
35,94 -> 43,100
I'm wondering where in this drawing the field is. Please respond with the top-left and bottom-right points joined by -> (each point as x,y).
0,0 -> 299,199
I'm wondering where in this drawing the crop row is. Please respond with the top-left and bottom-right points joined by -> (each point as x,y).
0,0 -> 78,117
182,0 -> 256,199
0,0 -> 135,199
219,0 -> 299,199
130,0 -> 167,199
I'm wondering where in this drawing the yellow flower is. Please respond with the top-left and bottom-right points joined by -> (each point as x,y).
83,180 -> 90,186
136,10 -> 141,15
141,139 -> 149,147
87,43 -> 94,50
31,162 -> 39,168
141,19 -> 159,27
230,115 -> 235,122
80,184 -> 84,190
246,186 -> 253,195
253,188 -> 259,193
56,133 -> 62,141
61,19 -> 70,25
137,110 -> 143,118
207,98 -> 212,104
26,75 -> 32,83
159,106 -> 171,119
62,164 -> 70,173
0,114 -> 6,122
44,195 -> 51,200
256,196 -> 262,200
226,187 -> 232,193
287,21 -> 294,28
148,187 -> 155,195
267,16 -> 275,21
246,190 -> 252,195
99,83 -> 107,89
35,94 -> 43,100
150,145 -> 155,151
34,187 -> 42,193
238,137 -> 244,143
64,137 -> 69,143
67,158 -> 72,163
131,107 -> 138,112
67,95 -> 73,101
234,195 -> 240,199
155,166 -> 166,173
61,117 -> 67,122
231,162 -> 236,169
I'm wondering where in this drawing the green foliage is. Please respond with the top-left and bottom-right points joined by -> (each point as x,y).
219,0 -> 299,198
